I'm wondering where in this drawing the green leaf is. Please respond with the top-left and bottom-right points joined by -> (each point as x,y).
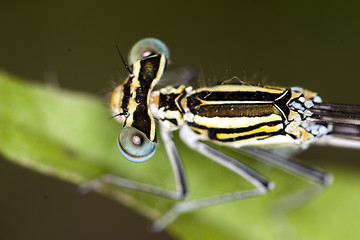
0,72 -> 359,240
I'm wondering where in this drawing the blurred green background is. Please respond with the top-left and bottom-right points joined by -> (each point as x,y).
0,1 -> 359,240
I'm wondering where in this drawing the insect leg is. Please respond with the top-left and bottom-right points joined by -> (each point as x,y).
240,147 -> 333,186
152,125 -> 273,232
79,124 -> 188,200
158,123 -> 188,199
240,147 -> 332,240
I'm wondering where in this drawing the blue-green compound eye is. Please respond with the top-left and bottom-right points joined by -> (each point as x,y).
117,126 -> 157,162
128,38 -> 170,65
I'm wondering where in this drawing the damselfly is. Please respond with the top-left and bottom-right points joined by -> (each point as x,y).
81,38 -> 360,231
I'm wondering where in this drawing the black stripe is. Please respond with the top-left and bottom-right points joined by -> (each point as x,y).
131,55 -> 162,140
138,55 -> 161,82
188,120 -> 283,134
194,91 -> 283,101
132,104 -> 152,139
187,93 -> 201,114
274,89 -> 292,118
159,93 -> 181,111
135,55 -> 161,105
177,90 -> 187,114
189,103 -> 278,118
121,76 -> 133,113
160,118 -> 178,126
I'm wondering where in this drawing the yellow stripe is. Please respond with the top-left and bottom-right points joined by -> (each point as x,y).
192,114 -> 282,129
148,55 -> 166,140
215,124 -> 283,140
196,85 -> 285,94
124,59 -> 141,127
198,100 -> 274,105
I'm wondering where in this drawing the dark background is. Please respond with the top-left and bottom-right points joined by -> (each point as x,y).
0,1 -> 359,240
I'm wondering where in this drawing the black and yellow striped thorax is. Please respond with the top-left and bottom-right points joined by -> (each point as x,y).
111,54 -> 167,142
152,84 -> 321,147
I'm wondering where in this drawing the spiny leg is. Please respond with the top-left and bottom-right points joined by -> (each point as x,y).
241,147 -> 333,186
240,146 -> 332,207
152,125 -> 273,232
240,147 -> 332,240
239,146 -> 333,211
79,123 -> 188,200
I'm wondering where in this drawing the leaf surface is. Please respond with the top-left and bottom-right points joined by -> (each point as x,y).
0,72 -> 359,240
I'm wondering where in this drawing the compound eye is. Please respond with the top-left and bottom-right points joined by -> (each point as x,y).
128,38 -> 170,65
117,126 -> 157,162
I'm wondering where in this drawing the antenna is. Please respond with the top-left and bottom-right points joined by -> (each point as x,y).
116,45 -> 134,77
109,111 -> 129,120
